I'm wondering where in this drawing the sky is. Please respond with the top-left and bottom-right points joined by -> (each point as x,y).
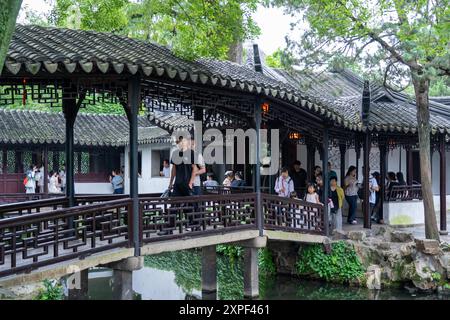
17,0 -> 295,55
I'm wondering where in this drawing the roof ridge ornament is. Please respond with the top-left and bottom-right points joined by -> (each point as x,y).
361,79 -> 371,126
253,44 -> 263,74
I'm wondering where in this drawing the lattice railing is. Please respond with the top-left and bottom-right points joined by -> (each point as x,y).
386,185 -> 423,202
262,194 -> 324,234
139,193 -> 257,243
0,199 -> 132,277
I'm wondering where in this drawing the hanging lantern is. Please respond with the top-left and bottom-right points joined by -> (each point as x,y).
261,102 -> 269,115
289,131 -> 302,140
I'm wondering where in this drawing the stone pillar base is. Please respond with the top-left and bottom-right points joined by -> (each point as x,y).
201,245 -> 217,295
106,256 -> 144,272
243,247 -> 259,299
66,269 -> 89,300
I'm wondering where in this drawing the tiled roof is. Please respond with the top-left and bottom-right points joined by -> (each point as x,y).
2,25 -> 348,130
0,108 -> 171,147
2,25 -> 449,135
244,44 -> 450,135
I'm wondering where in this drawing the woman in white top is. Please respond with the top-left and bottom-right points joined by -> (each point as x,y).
49,171 -> 62,194
24,165 -> 37,194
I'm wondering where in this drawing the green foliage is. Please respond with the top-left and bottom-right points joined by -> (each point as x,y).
216,244 -> 243,262
43,0 -> 261,61
267,0 -> 449,87
265,48 -> 294,69
296,241 -> 365,284
34,279 -> 64,300
0,0 -> 23,74
258,247 -> 276,275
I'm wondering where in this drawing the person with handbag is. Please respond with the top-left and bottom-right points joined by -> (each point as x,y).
329,176 -> 344,231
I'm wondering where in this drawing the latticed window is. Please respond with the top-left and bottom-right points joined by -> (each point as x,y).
80,152 -> 90,174
74,152 -> 79,173
59,151 -> 65,169
48,151 -> 54,171
6,150 -> 16,173
22,151 -> 32,171
0,151 -> 3,174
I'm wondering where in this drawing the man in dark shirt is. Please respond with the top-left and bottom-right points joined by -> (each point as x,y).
290,160 -> 307,199
168,137 -> 197,197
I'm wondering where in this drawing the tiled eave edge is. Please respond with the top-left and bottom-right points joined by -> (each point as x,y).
4,60 -> 450,135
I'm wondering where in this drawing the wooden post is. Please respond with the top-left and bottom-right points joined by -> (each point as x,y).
363,133 -> 371,229
306,143 -> 315,182
62,83 -> 80,207
355,138 -> 361,180
128,76 -> 141,255
339,143 -> 346,187
439,134 -> 447,235
406,146 -> 413,185
43,146 -> 49,194
379,143 -> 387,223
255,98 -> 263,236
322,128 -> 330,236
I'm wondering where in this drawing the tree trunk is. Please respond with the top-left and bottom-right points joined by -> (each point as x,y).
412,73 -> 440,240
0,0 -> 22,75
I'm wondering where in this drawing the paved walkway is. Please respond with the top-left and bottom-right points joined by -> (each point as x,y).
342,211 -> 450,243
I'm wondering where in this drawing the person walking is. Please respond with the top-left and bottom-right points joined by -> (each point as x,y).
49,171 -> 62,194
329,176 -> 344,231
343,165 -> 359,225
59,164 -> 66,193
290,160 -> 307,199
24,165 -> 38,194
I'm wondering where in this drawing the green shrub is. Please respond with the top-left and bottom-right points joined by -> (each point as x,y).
216,244 -> 243,262
296,241 -> 365,284
258,247 -> 276,275
34,279 -> 64,300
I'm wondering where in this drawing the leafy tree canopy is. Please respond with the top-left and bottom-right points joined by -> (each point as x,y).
44,0 -> 261,61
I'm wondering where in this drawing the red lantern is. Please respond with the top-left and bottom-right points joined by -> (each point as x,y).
261,102 -> 269,115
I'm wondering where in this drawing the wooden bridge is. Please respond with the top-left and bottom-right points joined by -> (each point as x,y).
0,189 -> 327,291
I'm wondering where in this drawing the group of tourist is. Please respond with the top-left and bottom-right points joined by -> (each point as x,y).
23,164 -> 66,194
273,159 -> 409,231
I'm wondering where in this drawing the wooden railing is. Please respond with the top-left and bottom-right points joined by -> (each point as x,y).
0,193 -> 63,205
0,192 -> 328,278
262,194 -> 325,234
386,185 -> 423,202
0,199 -> 132,277
0,197 -> 68,219
139,193 -> 257,243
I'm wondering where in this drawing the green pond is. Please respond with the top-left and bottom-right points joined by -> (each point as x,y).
86,250 -> 449,300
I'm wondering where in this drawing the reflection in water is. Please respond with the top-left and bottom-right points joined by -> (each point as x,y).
87,250 -> 449,300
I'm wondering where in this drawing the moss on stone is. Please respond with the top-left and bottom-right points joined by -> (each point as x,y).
390,215 -> 414,225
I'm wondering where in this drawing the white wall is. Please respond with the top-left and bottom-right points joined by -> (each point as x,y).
124,143 -> 173,194
75,183 -> 113,194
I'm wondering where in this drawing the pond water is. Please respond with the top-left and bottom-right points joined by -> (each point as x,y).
86,250 -> 448,300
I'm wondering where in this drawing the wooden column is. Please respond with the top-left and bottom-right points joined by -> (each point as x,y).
306,143 -> 315,182
379,143 -> 387,223
254,98 -> 263,236
439,134 -> 447,235
355,138 -> 361,180
322,128 -> 330,236
62,84 -> 81,207
339,143 -> 346,187
43,146 -> 49,194
406,146 -> 413,185
363,133 -> 371,229
128,76 -> 142,255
